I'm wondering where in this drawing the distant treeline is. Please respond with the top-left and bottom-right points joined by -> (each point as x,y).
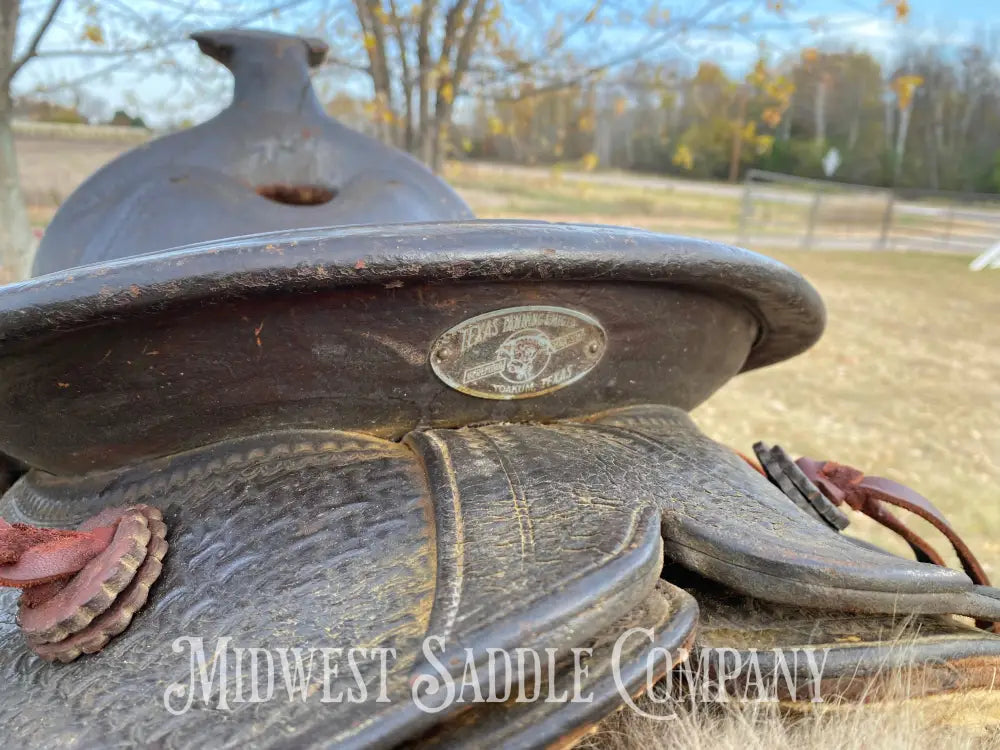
423,42 -> 1000,193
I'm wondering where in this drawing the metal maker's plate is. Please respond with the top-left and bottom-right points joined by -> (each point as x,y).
430,306 -> 606,400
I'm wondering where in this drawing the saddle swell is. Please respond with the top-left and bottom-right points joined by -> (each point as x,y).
0,222 -> 822,475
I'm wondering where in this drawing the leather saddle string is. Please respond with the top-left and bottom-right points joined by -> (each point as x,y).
795,457 -> 999,633
796,458 -> 991,588
0,519 -> 116,606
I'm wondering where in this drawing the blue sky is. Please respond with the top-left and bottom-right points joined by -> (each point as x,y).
11,0 -> 1000,127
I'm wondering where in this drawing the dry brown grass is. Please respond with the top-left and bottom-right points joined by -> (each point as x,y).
582,691 -> 1000,750
14,132 -> 132,224
580,625 -> 1000,749
446,161 -> 741,239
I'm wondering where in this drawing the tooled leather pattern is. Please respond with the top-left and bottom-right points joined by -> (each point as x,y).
1,405 -> 995,748
0,421 -> 673,748
0,432 -> 438,748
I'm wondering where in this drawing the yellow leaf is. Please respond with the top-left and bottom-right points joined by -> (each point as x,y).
363,32 -> 377,51
486,4 -> 502,25
82,24 -> 104,45
755,134 -> 775,155
888,0 -> 910,21
487,116 -> 504,135
440,82 -> 454,104
802,47 -> 818,63
746,59 -> 768,87
672,145 -> 694,171
761,107 -> 782,128
462,137 -> 473,153
893,74 -> 924,111
581,152 -> 599,172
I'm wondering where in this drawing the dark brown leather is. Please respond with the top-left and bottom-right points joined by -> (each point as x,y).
31,29 -> 471,277
797,457 -> 996,631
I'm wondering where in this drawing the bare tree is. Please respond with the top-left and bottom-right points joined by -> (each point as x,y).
0,0 -> 60,280
331,1 -> 806,173
347,0 -> 489,172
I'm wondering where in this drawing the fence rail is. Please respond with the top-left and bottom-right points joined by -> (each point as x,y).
739,169 -> 1000,255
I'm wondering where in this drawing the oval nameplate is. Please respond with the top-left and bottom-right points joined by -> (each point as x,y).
430,306 -> 606,400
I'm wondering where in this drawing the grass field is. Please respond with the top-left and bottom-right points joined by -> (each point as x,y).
446,161 -> 743,238
13,134 -> 1000,747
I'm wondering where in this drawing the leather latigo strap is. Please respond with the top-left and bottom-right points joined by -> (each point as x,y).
796,457 -> 997,632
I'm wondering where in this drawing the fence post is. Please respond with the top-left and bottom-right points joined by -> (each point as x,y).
878,192 -> 894,250
803,189 -> 821,250
943,206 -> 956,252
738,173 -> 753,245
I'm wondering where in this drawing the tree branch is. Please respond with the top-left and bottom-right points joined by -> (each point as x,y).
32,43 -> 170,60
483,0 -> 729,102
8,0 -> 65,83
487,0 -> 604,81
387,0 -> 414,149
451,0 -> 487,96
431,0 -> 486,170
417,0 -> 437,161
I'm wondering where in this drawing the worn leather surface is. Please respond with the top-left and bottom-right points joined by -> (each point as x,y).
0,419 -> 670,748
585,406 -> 1000,621
0,224 -> 824,475
0,277 -> 758,475
0,405 -> 996,747
31,29 -> 471,277
410,581 -> 697,749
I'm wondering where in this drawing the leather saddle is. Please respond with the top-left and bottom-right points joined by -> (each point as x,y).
1,29 -> 998,749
